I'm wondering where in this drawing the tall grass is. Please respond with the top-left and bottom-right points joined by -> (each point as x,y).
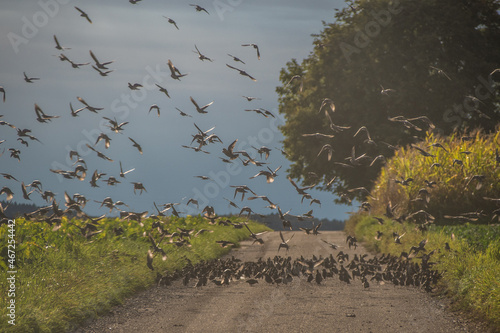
370,128 -> 500,222
346,127 -> 500,329
0,216 -> 271,332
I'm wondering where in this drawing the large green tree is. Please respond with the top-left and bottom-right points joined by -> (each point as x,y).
277,0 -> 500,203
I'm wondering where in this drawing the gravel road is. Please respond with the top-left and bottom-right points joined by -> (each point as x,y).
73,231 -> 488,333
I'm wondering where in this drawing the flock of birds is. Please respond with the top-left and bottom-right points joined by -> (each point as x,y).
155,249 -> 441,293
0,4 -> 339,267
0,3 -> 498,296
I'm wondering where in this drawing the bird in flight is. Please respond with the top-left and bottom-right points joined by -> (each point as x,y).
193,45 -> 213,62
53,35 -> 71,50
119,161 -> 135,178
23,72 -> 40,83
129,137 -> 143,154
175,107 -> 192,117
77,97 -> 103,113
75,6 -> 92,24
34,104 -> 59,123
128,82 -> 143,90
278,231 -> 294,253
242,43 -> 260,60
163,16 -> 179,29
429,65 -> 451,80
149,104 -> 160,117
89,50 -> 114,70
155,84 -> 170,98
226,64 -> 257,81
168,59 -> 188,80
0,86 -> 5,102
190,4 -> 209,14
242,96 -> 260,101
190,96 -> 213,114
380,84 -> 396,95
92,66 -> 113,77
227,54 -> 245,64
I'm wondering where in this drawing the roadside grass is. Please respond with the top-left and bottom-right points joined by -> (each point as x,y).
0,216 -> 271,333
346,213 -> 500,329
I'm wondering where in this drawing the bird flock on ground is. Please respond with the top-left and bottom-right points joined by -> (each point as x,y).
0,3 -> 498,294
155,247 -> 441,292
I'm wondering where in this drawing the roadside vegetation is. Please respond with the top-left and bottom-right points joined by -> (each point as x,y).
345,128 -> 500,330
0,215 -> 270,333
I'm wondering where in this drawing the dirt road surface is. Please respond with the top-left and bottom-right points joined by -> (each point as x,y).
73,231 -> 487,333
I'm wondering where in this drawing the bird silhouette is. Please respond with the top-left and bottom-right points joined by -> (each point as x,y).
75,6 -> 92,24
241,43 -> 260,60
163,16 -> 179,29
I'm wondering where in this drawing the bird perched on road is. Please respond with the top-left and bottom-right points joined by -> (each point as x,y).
346,235 -> 357,249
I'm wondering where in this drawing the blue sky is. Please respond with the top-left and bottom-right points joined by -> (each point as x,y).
0,0 -> 355,221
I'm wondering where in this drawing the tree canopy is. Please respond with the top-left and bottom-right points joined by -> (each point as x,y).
276,0 -> 500,203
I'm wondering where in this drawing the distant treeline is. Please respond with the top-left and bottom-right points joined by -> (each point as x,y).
1,201 -> 40,218
247,213 -> 344,231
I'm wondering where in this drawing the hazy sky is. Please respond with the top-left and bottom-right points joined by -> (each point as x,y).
0,0 -> 355,221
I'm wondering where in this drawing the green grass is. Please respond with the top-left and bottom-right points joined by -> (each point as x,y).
346,213 -> 500,329
0,216 -> 271,332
